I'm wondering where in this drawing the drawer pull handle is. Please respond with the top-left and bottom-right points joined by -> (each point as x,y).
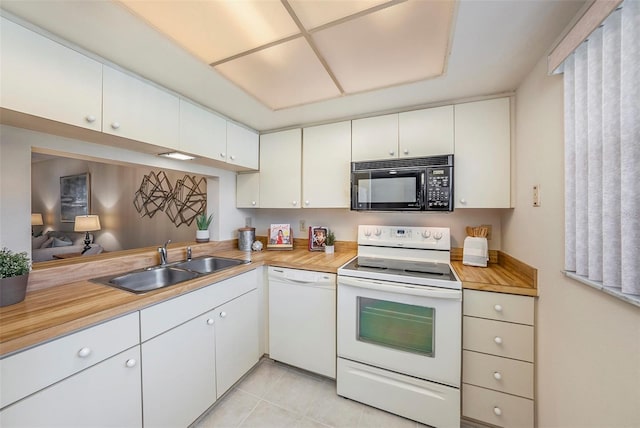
206,318 -> 214,325
494,336 -> 503,345
493,371 -> 502,380
494,304 -> 503,312
77,347 -> 92,358
493,407 -> 502,416
125,359 -> 137,368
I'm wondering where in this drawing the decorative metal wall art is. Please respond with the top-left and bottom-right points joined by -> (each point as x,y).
134,172 -> 207,227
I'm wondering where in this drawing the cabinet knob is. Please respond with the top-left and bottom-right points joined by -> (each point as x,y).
403,148 -> 409,155
77,347 -> 92,358
494,304 -> 503,312
305,200 -> 310,206
251,201 -> 256,206
459,198 -> 467,205
219,311 -> 227,318
111,122 -> 120,130
206,318 -> 214,325
85,115 -> 96,123
389,150 -> 395,156
292,201 -> 298,206
493,371 -> 502,380
494,336 -> 503,345
220,152 -> 226,158
230,155 -> 236,161
125,359 -> 137,368
493,407 -> 502,416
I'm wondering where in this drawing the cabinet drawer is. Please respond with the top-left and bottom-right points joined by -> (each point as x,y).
0,312 -> 139,409
463,289 -> 534,325
463,383 -> 534,428
463,317 -> 534,362
463,350 -> 533,399
141,270 -> 257,342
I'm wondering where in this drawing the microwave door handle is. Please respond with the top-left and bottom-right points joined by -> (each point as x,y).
338,276 -> 461,300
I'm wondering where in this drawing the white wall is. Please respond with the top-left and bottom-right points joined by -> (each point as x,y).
502,56 -> 640,426
0,125 -> 247,257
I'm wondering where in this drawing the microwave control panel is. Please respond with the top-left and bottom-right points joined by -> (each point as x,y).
426,167 -> 453,210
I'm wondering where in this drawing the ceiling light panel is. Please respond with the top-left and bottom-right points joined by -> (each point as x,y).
214,37 -> 341,110
288,0 -> 392,29
118,0 -> 300,63
311,0 -> 455,94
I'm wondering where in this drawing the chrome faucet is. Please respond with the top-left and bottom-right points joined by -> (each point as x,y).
158,240 -> 171,265
186,246 -> 192,261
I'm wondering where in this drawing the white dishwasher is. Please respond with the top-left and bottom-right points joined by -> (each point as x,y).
268,266 -> 336,378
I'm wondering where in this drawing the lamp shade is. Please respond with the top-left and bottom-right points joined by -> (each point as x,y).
74,215 -> 101,232
31,213 -> 44,226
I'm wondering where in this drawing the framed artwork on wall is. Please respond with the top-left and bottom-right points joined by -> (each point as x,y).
60,173 -> 90,222
267,223 -> 293,250
309,226 -> 328,251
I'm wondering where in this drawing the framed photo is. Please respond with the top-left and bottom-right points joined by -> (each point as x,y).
309,226 -> 328,251
60,173 -> 90,222
267,224 -> 293,250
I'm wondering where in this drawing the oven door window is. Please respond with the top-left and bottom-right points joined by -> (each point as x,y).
357,297 -> 435,357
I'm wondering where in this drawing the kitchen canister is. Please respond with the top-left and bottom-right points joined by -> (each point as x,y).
238,227 -> 255,251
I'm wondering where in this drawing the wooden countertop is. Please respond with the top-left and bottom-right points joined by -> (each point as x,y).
1,240 -> 536,357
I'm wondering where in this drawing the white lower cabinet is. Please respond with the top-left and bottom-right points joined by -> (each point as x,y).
0,346 -> 142,428
462,289 -> 535,428
142,311 -> 217,428
215,289 -> 260,397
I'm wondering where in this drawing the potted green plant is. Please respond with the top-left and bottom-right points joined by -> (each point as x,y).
0,247 -> 31,307
195,212 -> 214,243
325,230 -> 336,254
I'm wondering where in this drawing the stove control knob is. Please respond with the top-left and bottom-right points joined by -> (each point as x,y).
421,230 -> 432,239
374,229 -> 382,237
364,229 -> 372,237
434,232 -> 443,240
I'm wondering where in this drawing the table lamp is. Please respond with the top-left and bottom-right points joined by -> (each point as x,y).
31,213 -> 43,236
74,215 -> 101,254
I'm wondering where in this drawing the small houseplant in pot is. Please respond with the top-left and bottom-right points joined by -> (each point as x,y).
325,230 -> 336,254
0,247 -> 31,307
195,212 -> 214,243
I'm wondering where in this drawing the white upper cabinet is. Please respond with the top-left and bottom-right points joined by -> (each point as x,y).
179,99 -> 226,161
399,106 -> 454,157
302,121 -> 352,208
102,65 -> 180,147
226,122 -> 259,170
454,97 -> 511,208
351,114 -> 399,162
236,172 -> 260,208
0,17 -> 103,131
259,129 -> 302,208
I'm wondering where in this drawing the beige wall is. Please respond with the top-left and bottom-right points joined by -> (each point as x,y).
503,56 -> 640,426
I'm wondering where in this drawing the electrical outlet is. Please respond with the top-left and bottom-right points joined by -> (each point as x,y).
480,224 -> 493,240
300,219 -> 306,232
533,185 -> 541,207
245,217 -> 252,227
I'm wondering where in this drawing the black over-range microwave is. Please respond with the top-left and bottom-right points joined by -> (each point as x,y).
351,155 -> 454,212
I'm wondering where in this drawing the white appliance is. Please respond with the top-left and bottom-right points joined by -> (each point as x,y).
268,266 -> 336,378
337,225 -> 462,428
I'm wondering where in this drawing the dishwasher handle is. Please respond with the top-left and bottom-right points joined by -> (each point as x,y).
269,268 -> 335,287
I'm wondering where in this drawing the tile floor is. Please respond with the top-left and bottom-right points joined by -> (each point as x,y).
192,358 -> 431,428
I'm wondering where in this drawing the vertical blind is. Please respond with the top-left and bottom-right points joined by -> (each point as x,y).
564,0 -> 640,296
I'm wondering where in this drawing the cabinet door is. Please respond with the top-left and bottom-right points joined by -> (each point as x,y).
259,129 -> 302,208
302,121 -> 351,208
102,66 -> 179,147
0,347 -> 142,428
227,122 -> 259,170
142,311 -> 216,428
237,172 -> 260,208
454,98 -> 511,208
179,99 -> 226,161
351,114 -> 398,161
215,289 -> 259,397
0,17 -> 102,131
399,106 -> 454,157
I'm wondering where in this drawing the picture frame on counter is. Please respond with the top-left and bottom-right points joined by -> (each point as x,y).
267,224 -> 293,250
309,226 -> 328,251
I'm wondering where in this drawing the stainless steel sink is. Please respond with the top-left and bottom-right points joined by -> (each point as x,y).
91,255 -> 249,294
172,256 -> 248,274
